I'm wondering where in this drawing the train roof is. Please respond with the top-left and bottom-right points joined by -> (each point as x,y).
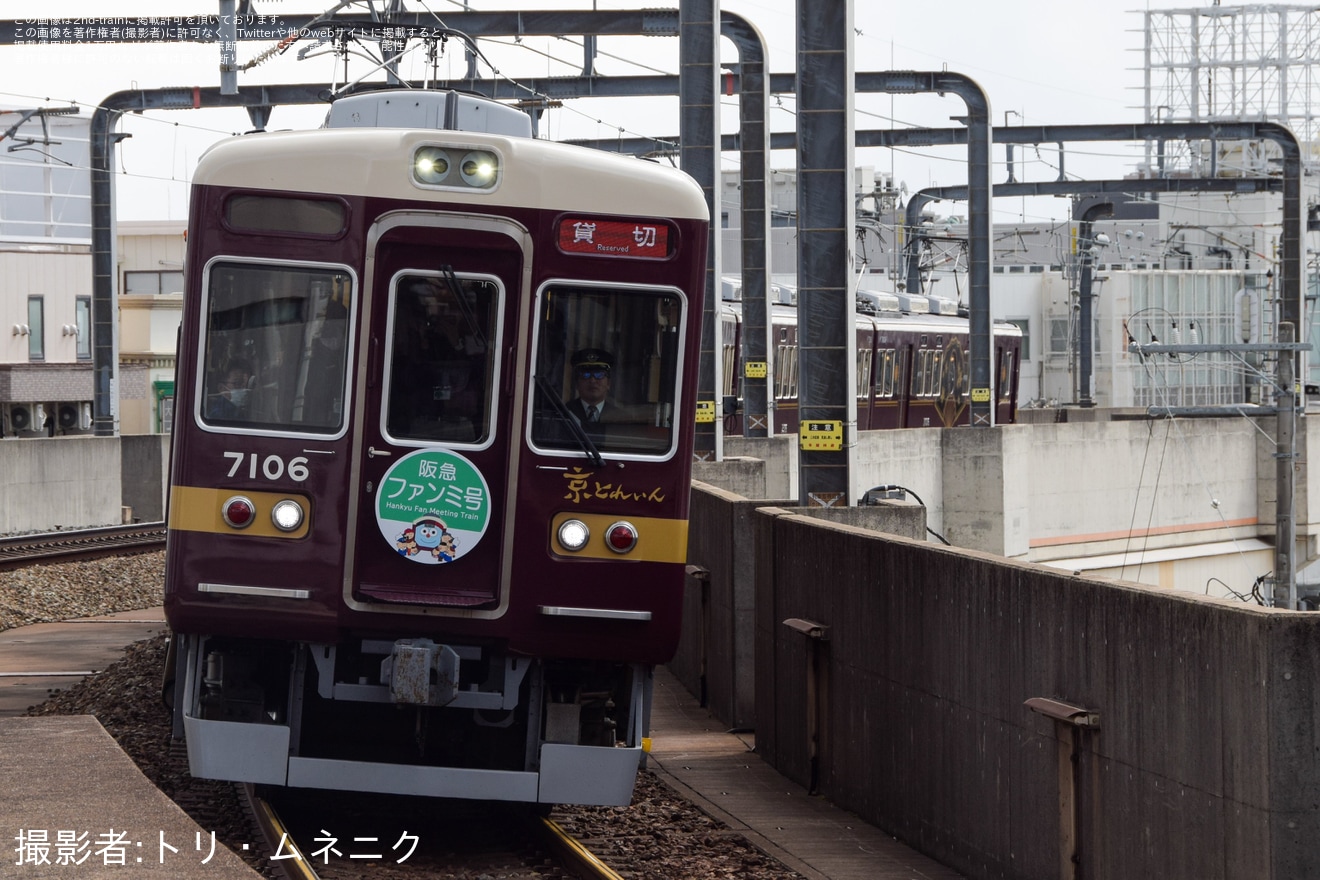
191,124 -> 709,221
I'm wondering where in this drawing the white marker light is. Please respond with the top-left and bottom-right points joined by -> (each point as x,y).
271,499 -> 305,532
557,519 -> 590,552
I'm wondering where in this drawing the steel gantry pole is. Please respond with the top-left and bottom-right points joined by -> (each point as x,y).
881,121 -> 1304,340
723,16 -> 773,441
1276,322 -> 1297,609
795,0 -> 855,507
902,174 -> 1282,412
857,73 -> 995,428
89,105 -> 122,436
680,0 -> 721,461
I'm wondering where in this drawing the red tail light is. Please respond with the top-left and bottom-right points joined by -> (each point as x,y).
222,496 -> 255,529
606,521 -> 638,554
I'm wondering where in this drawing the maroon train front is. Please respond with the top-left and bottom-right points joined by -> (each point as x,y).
163,90 -> 709,806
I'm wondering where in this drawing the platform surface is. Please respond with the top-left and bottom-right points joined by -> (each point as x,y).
647,667 -> 963,880
0,715 -> 261,878
0,608 -> 167,717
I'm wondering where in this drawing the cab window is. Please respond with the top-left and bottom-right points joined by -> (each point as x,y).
384,272 -> 500,446
200,261 -> 352,434
531,283 -> 686,457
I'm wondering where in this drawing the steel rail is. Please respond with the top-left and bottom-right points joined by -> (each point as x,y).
0,522 -> 166,570
536,816 -> 628,880
242,784 -> 322,880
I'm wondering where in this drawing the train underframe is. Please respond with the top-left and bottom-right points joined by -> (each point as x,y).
171,631 -> 650,806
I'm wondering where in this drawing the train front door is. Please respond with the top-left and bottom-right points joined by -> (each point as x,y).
350,214 -> 528,608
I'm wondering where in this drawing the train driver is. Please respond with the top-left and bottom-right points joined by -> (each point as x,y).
565,348 -> 615,433
207,361 -> 252,420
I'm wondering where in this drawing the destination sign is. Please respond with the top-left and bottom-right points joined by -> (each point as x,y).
558,218 -> 669,259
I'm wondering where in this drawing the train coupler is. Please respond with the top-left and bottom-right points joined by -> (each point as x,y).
380,639 -> 460,706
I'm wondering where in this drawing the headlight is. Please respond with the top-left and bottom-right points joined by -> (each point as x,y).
459,150 -> 498,187
413,146 -> 451,184
413,146 -> 499,189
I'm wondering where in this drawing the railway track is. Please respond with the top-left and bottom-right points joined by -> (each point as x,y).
247,783 -> 623,880
538,815 -> 628,880
0,522 -> 167,570
243,784 -> 320,880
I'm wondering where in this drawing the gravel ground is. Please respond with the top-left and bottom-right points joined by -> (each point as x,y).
0,551 -> 165,633
14,552 -> 806,880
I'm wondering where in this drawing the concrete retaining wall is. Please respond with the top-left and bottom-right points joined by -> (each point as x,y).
1022,418 -> 1262,561
724,416 -> 1301,595
685,485 -> 1320,879
0,436 -> 173,533
120,434 -> 171,523
674,483 -> 925,733
669,482 -> 778,728
0,437 -> 123,533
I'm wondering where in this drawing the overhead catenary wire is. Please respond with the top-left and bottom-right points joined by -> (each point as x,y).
7,0 -> 693,161
405,2 -> 682,149
0,94 -> 244,195
10,2 -> 1193,228
0,9 -> 696,190
1118,314 -> 1286,598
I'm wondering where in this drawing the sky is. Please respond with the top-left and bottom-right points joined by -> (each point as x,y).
0,0 -> 1155,224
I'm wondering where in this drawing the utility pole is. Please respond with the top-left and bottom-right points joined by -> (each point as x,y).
1274,322 -> 1296,609
1076,201 -> 1113,408
1132,325 -> 1307,608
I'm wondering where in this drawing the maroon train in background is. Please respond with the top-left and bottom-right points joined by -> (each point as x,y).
718,290 -> 1022,434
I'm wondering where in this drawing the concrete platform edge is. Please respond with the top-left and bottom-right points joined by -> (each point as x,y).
645,752 -> 832,880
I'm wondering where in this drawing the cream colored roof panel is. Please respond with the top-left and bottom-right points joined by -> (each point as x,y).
192,128 -> 709,222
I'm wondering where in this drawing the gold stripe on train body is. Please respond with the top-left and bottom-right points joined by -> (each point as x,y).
168,485 -> 312,540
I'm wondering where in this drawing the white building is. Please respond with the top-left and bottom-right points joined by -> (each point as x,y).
0,106 -> 94,438
0,107 -> 182,438
721,167 -> 1316,414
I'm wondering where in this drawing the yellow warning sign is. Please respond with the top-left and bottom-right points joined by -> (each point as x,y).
971,387 -> 992,403
744,361 -> 768,379
695,400 -> 716,423
799,420 -> 843,451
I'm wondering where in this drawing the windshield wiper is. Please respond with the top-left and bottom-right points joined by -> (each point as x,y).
534,374 -> 603,467
440,264 -> 488,350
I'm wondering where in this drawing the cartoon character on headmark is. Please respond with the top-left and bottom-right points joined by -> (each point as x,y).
397,516 -> 458,563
